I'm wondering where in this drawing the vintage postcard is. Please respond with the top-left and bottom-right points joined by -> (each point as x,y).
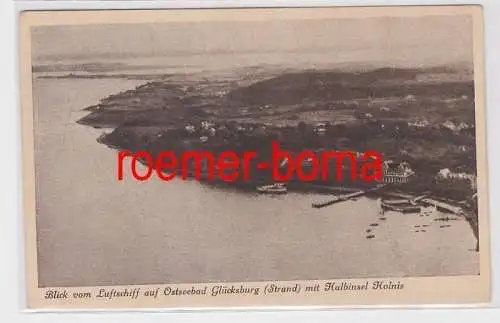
20,5 -> 490,310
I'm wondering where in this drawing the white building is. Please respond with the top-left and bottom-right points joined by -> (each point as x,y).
457,122 -> 471,131
405,94 -> 416,102
442,120 -> 458,131
436,168 -> 476,189
184,124 -> 196,134
383,160 -> 415,184
216,90 -> 227,98
408,119 -> 430,128
437,168 -> 475,181
314,123 -> 327,135
201,121 -> 215,131
441,120 -> 471,132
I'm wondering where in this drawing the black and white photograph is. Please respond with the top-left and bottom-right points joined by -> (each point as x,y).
20,6 -> 490,308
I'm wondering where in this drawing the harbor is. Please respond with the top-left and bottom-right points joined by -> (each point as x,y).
256,180 -> 468,217
311,191 -> 468,216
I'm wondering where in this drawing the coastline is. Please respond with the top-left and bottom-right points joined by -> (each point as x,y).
76,67 -> 479,249
32,70 -> 480,289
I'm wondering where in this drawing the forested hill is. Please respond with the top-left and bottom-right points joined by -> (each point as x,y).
226,67 -> 474,106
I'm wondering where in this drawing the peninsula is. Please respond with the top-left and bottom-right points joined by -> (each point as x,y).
76,66 -> 477,202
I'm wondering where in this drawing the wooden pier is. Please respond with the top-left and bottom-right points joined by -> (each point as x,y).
312,184 -> 387,209
383,195 -> 427,206
288,182 -> 360,194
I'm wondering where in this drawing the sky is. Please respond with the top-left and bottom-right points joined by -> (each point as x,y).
31,14 -> 474,69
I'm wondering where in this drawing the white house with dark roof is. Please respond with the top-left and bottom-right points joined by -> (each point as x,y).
382,160 -> 415,184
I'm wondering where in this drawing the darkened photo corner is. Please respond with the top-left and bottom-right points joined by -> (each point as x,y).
23,6 -> 488,306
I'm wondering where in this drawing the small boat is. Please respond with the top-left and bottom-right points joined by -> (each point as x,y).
382,199 -> 412,206
381,200 -> 420,213
257,183 -> 287,194
420,204 -> 438,216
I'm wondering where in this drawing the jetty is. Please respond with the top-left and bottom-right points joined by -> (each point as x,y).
383,195 -> 427,206
288,182 -> 360,194
412,195 -> 427,203
312,184 -> 387,209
